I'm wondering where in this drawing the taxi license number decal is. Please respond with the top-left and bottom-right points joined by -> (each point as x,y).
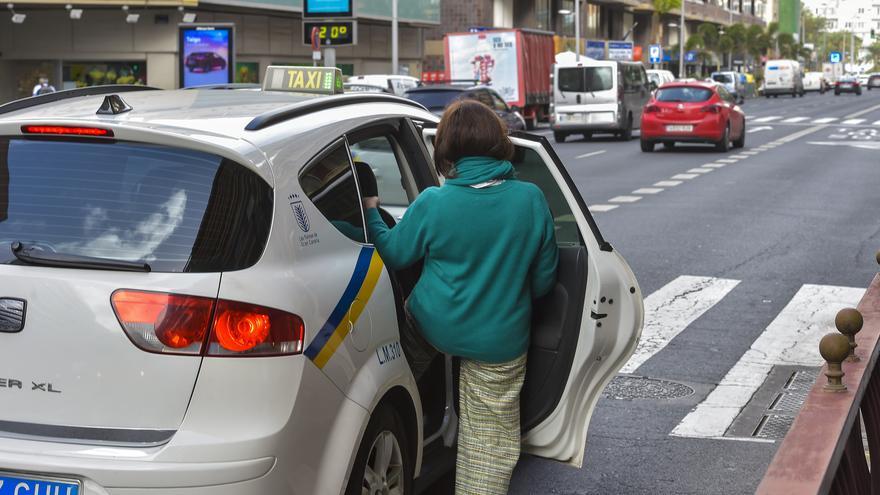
0,474 -> 80,495
263,66 -> 344,95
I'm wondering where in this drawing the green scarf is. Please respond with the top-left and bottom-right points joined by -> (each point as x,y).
445,156 -> 515,186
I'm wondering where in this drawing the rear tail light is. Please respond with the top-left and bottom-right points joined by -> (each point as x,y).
22,125 -> 113,137
111,290 -> 304,357
644,104 -> 660,113
701,104 -> 722,114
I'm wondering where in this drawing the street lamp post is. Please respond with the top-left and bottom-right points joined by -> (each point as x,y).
679,0 -> 685,78
392,0 -> 399,75
575,0 -> 581,58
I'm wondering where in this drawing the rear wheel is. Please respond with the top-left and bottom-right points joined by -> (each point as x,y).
732,122 -> 745,148
640,139 -> 655,152
715,125 -> 730,152
554,131 -> 567,143
345,403 -> 413,495
619,114 -> 633,141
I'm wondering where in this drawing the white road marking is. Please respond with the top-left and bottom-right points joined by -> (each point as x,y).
748,126 -> 773,133
576,150 -> 607,159
754,116 -> 782,122
844,102 -> 880,119
873,120 -> 880,126
620,276 -> 741,374
717,159 -> 739,163
671,173 -> 699,180
609,195 -> 642,203
671,284 -> 864,439
781,117 -> 809,123
730,154 -> 749,159
654,180 -> 682,187
704,163 -> 727,168
807,141 -> 880,150
688,168 -> 713,173
633,187 -> 664,194
741,151 -> 759,155
841,118 -> 866,125
588,204 -> 619,212
812,117 -> 838,124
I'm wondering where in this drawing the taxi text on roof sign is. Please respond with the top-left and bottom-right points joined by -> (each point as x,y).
263,66 -> 344,95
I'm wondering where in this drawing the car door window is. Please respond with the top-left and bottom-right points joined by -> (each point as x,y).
299,141 -> 366,243
490,92 -> 509,112
350,136 -> 411,216
509,147 -> 581,246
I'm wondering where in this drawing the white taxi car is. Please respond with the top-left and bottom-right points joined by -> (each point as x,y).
0,67 -> 643,495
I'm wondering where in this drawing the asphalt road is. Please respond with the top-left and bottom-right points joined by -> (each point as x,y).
430,89 -> 880,494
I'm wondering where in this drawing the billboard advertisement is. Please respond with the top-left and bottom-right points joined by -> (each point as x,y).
178,24 -> 234,88
303,0 -> 353,17
607,41 -> 634,61
446,31 -> 520,103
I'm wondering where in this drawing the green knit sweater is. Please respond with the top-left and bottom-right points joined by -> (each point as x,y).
366,156 -> 559,363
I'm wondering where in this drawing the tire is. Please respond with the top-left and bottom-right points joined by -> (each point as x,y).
773,95 -> 778,98
792,91 -> 797,98
662,141 -> 675,150
765,94 -> 770,98
553,131 -> 567,143
640,139 -> 654,152
732,122 -> 745,148
619,114 -> 633,141
582,131 -> 593,141
345,403 -> 414,495
715,125 -> 730,152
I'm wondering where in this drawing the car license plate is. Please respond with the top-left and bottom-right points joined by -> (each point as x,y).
560,113 -> 585,123
0,473 -> 80,495
666,125 -> 693,132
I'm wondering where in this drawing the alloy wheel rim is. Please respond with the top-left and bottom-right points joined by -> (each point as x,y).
362,430 -> 404,495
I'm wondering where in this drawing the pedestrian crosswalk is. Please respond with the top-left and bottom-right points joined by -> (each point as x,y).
745,115 -> 880,126
620,275 -> 865,441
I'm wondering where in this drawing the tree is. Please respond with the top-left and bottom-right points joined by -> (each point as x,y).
697,23 -> 721,70
652,0 -> 683,45
867,42 -> 880,70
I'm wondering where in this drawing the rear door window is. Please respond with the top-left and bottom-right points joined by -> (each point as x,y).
558,67 -> 613,93
0,138 -> 272,272
299,141 -> 366,243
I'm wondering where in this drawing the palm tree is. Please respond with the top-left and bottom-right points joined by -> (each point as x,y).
651,0 -> 682,46
866,42 -> 880,70
697,23 -> 721,70
726,23 -> 748,67
745,24 -> 766,66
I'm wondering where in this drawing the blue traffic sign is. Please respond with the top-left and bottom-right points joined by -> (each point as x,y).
830,51 -> 842,63
685,50 -> 698,63
649,44 -> 662,64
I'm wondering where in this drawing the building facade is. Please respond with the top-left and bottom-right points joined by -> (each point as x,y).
0,0 -> 439,102
805,0 -> 878,46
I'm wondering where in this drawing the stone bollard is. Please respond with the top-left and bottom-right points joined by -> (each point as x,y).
820,333 -> 850,392
836,308 -> 864,362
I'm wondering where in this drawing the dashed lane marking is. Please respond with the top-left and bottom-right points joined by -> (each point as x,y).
874,120 -> 880,126
781,117 -> 809,123
609,195 -> 642,203
654,180 -> 683,187
671,173 -> 699,180
704,163 -> 728,168
576,150 -> 607,159
741,151 -> 759,155
754,116 -> 782,122
633,187 -> 664,194
748,126 -> 773,133
671,284 -> 864,439
588,204 -> 619,212
688,168 -> 713,173
620,276 -> 741,374
841,118 -> 866,125
717,159 -> 739,163
812,117 -> 838,124
730,154 -> 749,159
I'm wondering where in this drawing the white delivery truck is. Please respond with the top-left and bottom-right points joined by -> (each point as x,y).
763,59 -> 804,98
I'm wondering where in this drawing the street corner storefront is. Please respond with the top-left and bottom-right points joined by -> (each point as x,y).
0,0 -> 439,103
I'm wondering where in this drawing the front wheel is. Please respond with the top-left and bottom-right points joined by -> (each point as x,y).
715,125 -> 730,152
640,139 -> 655,152
345,403 -> 413,495
619,114 -> 633,141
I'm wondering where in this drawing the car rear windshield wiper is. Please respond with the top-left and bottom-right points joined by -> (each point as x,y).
10,241 -> 151,272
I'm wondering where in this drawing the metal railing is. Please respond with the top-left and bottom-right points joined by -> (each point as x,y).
756,253 -> 880,495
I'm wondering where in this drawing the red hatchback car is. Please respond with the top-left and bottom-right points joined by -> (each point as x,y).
640,82 -> 745,152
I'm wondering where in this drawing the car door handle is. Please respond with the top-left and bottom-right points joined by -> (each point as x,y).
591,311 -> 608,320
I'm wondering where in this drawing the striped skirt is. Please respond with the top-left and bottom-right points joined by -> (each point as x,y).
456,353 -> 528,495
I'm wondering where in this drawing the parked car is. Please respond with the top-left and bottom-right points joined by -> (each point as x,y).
346,74 -> 420,96
834,75 -> 862,95
343,82 -> 393,94
647,69 -> 676,88
640,81 -> 746,152
803,72 -> 827,93
551,59 -> 652,142
710,71 -> 745,103
184,52 -> 227,73
404,84 -> 527,131
867,73 -> 880,90
763,59 -> 804,98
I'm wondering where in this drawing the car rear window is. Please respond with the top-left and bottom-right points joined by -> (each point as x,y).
557,67 -> 613,92
405,90 -> 462,111
655,87 -> 714,102
0,138 -> 272,272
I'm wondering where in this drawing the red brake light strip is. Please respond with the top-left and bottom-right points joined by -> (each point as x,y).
21,125 -> 113,137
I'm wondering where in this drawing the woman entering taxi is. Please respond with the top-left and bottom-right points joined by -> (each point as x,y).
362,99 -> 559,494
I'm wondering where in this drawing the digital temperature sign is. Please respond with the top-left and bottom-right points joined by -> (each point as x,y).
303,20 -> 357,47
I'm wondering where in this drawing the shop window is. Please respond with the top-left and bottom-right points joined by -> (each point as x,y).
62,62 -> 146,90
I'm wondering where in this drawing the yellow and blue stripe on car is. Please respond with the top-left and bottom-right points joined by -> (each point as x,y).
305,246 -> 384,369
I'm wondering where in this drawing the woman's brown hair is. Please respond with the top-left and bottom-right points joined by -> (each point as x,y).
433,99 -> 514,177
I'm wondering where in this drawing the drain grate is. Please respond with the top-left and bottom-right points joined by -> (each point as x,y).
753,414 -> 795,439
603,376 -> 695,400
768,392 -> 807,414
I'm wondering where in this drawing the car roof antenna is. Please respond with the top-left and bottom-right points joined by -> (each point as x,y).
96,94 -> 133,115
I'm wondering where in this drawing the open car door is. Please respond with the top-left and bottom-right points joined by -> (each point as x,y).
420,127 -> 644,468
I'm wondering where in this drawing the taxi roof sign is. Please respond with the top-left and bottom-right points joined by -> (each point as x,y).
263,66 -> 344,95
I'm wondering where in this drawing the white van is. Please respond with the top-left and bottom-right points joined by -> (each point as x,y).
347,74 -> 421,96
551,60 -> 652,143
763,60 -> 804,98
